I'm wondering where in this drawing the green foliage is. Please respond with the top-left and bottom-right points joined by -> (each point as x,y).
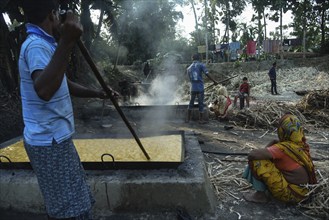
320,40 -> 329,55
158,37 -> 193,62
216,0 -> 247,43
289,0 -> 328,51
90,38 -> 116,64
238,23 -> 257,45
115,0 -> 184,64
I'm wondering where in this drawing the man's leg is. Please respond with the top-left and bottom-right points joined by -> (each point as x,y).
270,79 -> 275,95
245,94 -> 250,108
186,92 -> 196,122
233,94 -> 238,107
24,139 -> 94,219
239,96 -> 245,109
273,80 -> 278,94
198,92 -> 206,124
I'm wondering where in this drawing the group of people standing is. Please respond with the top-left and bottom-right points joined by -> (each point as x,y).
17,1 -> 315,219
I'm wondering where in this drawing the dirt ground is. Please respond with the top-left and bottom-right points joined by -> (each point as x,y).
72,99 -> 329,220
1,56 -> 329,220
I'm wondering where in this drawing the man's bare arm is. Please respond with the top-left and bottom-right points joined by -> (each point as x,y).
206,74 -> 218,84
32,11 -> 82,101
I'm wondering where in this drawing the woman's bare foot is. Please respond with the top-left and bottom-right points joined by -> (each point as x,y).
243,191 -> 268,203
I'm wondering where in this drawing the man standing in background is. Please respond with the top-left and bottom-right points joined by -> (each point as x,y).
186,53 -> 218,123
268,62 -> 278,95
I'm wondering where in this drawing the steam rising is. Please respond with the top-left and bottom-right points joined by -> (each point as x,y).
135,74 -> 182,105
134,56 -> 185,105
131,56 -> 186,129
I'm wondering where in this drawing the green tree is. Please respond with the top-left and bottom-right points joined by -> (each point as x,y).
115,0 -> 184,64
267,0 -> 294,57
189,0 -> 203,45
288,0 -> 328,55
237,22 -> 257,46
80,0 -> 94,50
0,0 -> 25,92
250,0 -> 272,58
314,0 -> 329,52
213,0 -> 246,44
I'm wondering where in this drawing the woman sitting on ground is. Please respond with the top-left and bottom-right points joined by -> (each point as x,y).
243,113 -> 317,203
208,86 -> 232,120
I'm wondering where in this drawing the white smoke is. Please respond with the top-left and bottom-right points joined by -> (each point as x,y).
134,54 -> 185,105
135,74 -> 182,105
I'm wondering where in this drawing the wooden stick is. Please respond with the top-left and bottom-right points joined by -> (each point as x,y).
204,75 -> 239,90
259,130 -> 269,139
77,39 -> 150,160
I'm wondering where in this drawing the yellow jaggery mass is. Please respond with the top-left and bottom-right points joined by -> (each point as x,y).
0,135 -> 182,162
0,140 -> 29,162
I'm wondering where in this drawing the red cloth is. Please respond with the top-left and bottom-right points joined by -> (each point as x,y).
247,41 -> 256,55
239,83 -> 249,94
223,96 -> 232,115
267,146 -> 301,171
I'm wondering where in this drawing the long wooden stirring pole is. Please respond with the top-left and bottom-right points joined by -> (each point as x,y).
77,39 -> 151,160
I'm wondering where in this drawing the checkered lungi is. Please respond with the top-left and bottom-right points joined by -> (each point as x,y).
24,138 -> 94,219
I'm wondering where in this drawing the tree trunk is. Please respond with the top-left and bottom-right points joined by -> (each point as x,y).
226,3 -> 230,44
302,1 -> 307,59
263,7 -> 267,40
320,8 -> 325,49
225,3 -> 230,62
257,10 -> 261,60
0,13 -> 16,92
95,9 -> 104,39
280,2 -> 283,59
81,0 -> 94,50
190,0 -> 201,45
204,0 -> 208,62
211,2 -> 216,43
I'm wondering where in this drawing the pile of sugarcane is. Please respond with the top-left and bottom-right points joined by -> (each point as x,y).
205,156 -> 248,203
296,90 -> 329,128
297,90 -> 329,109
298,161 -> 329,219
230,97 -> 329,129
230,101 -> 306,129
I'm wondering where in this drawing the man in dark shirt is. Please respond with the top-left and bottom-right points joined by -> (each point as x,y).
268,62 -> 278,95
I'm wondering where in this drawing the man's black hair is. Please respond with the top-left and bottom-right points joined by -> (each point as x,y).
273,62 -> 277,66
192,53 -> 200,61
22,0 -> 59,25
243,77 -> 248,81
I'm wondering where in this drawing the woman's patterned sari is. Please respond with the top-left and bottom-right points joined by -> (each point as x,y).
248,114 -> 317,203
